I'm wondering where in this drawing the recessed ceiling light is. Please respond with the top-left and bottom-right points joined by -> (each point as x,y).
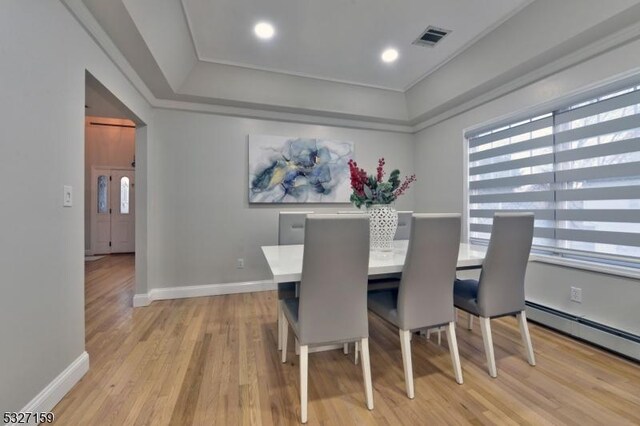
254,22 -> 275,40
381,48 -> 399,63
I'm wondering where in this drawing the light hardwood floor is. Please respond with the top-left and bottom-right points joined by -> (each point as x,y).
53,254 -> 640,425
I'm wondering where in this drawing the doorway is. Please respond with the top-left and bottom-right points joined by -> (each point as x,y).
84,70 -> 146,315
84,116 -> 137,255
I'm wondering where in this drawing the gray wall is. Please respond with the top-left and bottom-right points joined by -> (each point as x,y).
147,110 -> 416,289
0,0 -> 152,412
413,35 -> 640,335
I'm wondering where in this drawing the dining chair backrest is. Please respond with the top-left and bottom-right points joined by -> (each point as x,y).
278,211 -> 314,245
298,214 -> 370,344
394,211 -> 413,240
477,213 -> 534,317
397,214 -> 461,330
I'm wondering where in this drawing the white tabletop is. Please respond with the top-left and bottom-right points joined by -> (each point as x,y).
262,241 -> 487,283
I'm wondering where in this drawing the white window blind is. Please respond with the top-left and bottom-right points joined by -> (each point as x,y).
467,84 -> 640,262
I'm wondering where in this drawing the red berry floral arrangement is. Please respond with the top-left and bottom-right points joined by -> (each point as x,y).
348,158 -> 416,208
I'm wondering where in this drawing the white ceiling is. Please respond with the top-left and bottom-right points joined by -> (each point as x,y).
181,0 -> 531,91
77,0 -> 640,127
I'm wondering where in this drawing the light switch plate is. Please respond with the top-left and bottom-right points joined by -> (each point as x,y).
63,185 -> 73,207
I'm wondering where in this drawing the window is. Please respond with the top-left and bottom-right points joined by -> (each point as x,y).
467,83 -> 640,263
97,175 -> 108,214
120,176 -> 130,214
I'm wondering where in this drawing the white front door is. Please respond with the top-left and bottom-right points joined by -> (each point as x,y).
110,170 -> 135,253
90,168 -> 135,254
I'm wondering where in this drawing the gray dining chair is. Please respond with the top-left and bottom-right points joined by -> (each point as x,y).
453,212 -> 535,378
280,214 -> 373,423
279,211 -> 314,245
367,214 -> 463,398
277,211 -> 313,351
394,211 -> 413,240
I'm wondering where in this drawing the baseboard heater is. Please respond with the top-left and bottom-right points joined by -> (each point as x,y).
525,301 -> 640,362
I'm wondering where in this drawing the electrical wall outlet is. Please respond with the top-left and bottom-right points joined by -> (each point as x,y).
570,286 -> 582,303
237,258 -> 245,269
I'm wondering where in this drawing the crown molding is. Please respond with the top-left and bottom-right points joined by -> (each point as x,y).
154,99 -> 414,133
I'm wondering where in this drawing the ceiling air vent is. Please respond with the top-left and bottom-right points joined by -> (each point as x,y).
413,26 -> 451,47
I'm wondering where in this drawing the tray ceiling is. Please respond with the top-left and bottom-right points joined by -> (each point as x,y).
181,0 -> 531,90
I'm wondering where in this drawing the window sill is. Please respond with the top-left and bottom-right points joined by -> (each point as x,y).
529,254 -> 640,280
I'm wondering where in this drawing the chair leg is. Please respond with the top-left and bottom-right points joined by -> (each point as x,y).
354,341 -> 359,365
468,313 -> 473,330
359,338 -> 374,410
295,338 -> 300,355
399,329 -> 414,399
277,302 -> 283,351
479,316 -> 497,378
281,314 -> 289,363
343,343 -> 349,355
437,327 -> 442,346
517,310 -> 536,366
300,345 -> 309,423
445,322 -> 463,384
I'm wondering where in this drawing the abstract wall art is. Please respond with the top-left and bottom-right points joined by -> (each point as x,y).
249,134 -> 354,203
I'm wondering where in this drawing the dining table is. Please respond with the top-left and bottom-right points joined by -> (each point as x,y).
261,240 -> 487,284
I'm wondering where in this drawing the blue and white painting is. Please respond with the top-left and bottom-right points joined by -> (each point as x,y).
249,134 -> 354,203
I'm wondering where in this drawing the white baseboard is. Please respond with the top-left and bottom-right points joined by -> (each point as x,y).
15,351 -> 89,425
133,280 -> 276,307
132,293 -> 152,307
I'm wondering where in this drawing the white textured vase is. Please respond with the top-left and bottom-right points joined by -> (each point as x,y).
367,204 -> 398,252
